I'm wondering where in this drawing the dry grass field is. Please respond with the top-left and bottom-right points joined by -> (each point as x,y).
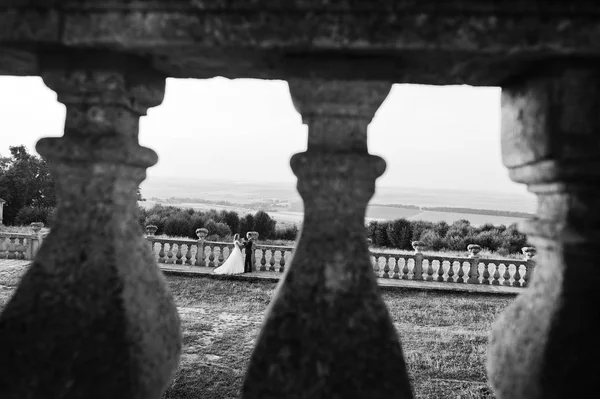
0,262 -> 513,399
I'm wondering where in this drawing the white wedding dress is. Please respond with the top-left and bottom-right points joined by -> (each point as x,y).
213,240 -> 245,275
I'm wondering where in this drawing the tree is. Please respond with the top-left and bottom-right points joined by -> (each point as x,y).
0,146 -> 56,225
374,221 -> 390,247
386,219 -> 413,250
239,214 -> 255,237
253,210 -> 276,239
221,210 -> 240,233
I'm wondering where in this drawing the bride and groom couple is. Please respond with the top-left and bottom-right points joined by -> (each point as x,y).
213,232 -> 255,275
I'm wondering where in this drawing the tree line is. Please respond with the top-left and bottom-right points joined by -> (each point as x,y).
367,219 -> 529,256
140,204 -> 299,241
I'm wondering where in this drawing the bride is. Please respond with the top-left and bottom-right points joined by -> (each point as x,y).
213,234 -> 245,275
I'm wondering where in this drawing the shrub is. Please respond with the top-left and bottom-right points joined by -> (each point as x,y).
207,234 -> 221,242
145,214 -> 165,235
164,215 -> 191,237
411,220 -> 435,242
433,221 -> 449,238
275,224 -> 299,240
374,222 -> 390,247
14,206 -> 54,226
420,230 -> 445,251
386,219 -> 413,250
472,230 -> 504,252
205,219 -> 231,239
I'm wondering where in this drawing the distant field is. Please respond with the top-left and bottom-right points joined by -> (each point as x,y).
141,178 -> 537,214
366,205 -> 422,220
405,211 -> 527,226
141,200 -> 529,227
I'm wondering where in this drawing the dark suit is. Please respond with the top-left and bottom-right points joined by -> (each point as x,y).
243,239 -> 254,272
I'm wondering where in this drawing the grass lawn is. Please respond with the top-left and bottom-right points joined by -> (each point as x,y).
164,276 -> 512,399
0,264 -> 513,398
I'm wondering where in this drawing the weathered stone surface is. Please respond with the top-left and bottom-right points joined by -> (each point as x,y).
0,46 -> 38,76
0,52 -> 181,399
488,63 -> 600,399
0,9 -> 59,41
243,81 -> 412,398
3,2 -> 600,84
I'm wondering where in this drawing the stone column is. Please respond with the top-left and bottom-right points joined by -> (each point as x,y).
243,80 -> 413,398
0,52 -> 181,399
488,64 -> 600,399
195,227 -> 208,266
412,240 -> 425,280
467,244 -> 482,284
27,222 -> 44,260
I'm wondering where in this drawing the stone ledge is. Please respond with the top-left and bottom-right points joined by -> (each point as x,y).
160,264 -> 521,296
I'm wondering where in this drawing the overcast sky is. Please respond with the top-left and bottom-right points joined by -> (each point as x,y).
0,76 -> 528,194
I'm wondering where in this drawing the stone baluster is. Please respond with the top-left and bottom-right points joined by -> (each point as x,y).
393,256 -> 401,279
488,65 -> 600,398
259,248 -> 267,271
436,260 -> 445,282
412,241 -> 424,281
501,263 -> 512,286
512,262 -> 522,287
447,260 -> 455,283
174,244 -> 183,265
158,243 -> 166,263
217,245 -> 225,266
521,246 -> 537,288
184,245 -> 192,265
382,255 -> 390,278
467,244 -> 482,284
279,250 -> 286,272
207,245 -> 215,268
373,255 -> 381,277
166,243 -> 175,264
0,52 -> 180,398
425,259 -> 434,281
243,80 -> 413,398
481,262 -> 491,285
456,260 -> 465,283
401,258 -> 409,280
195,228 -> 208,267
7,237 -> 16,259
491,263 -> 501,285
16,237 -> 26,259
269,249 -> 276,272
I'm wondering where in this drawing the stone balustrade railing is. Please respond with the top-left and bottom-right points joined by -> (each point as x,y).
145,227 -> 536,287
145,226 -> 294,273
0,223 -> 47,260
370,242 -> 537,288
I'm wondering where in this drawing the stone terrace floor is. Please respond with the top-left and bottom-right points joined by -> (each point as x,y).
0,259 -> 521,295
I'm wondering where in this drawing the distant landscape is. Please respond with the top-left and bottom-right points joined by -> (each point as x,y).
141,176 -> 537,227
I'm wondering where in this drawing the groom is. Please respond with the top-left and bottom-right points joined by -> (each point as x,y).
242,233 -> 255,273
